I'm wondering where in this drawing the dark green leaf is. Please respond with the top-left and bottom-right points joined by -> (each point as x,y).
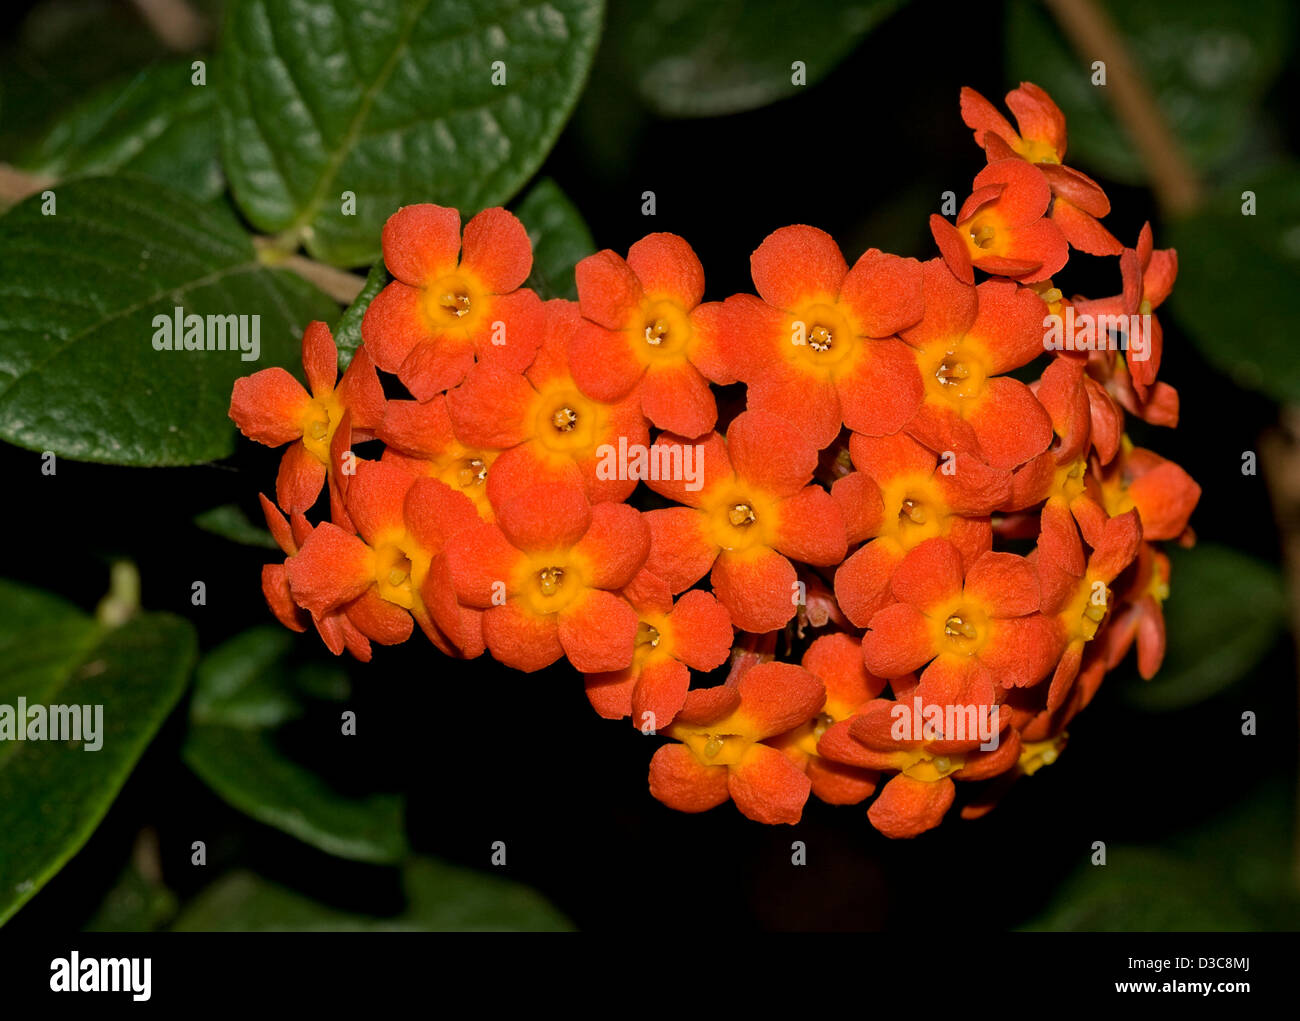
515,177 -> 594,300
172,858 -> 573,931
1125,543 -> 1286,711
183,628 -> 408,864
193,504 -> 280,550
0,175 -> 339,465
0,580 -> 196,926
1021,847 -> 1257,931
332,260 -> 391,369
1006,0 -> 1294,185
610,0 -> 905,117
18,61 -> 223,203
84,860 -> 178,932
0,0 -> 176,158
1165,165 -> 1300,403
219,0 -> 605,266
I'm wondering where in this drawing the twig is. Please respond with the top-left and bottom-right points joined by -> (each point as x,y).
0,163 -> 55,206
1043,0 -> 1202,215
128,0 -> 211,52
253,237 -> 367,304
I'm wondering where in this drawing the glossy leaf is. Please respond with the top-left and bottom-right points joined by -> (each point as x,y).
515,177 -> 594,301
193,504 -> 280,550
610,0 -> 905,117
1125,543 -> 1286,711
0,580 -> 196,927
172,858 -> 572,931
219,0 -> 605,266
0,175 -> 338,465
18,61 -> 223,202
182,628 -> 408,864
1165,166 -> 1300,404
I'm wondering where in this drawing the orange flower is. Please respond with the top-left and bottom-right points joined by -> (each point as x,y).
569,233 -> 730,437
930,158 -> 1069,284
444,482 -> 649,672
285,460 -> 485,659
1103,542 -> 1170,679
719,225 -> 925,449
768,633 -> 887,805
862,537 -> 1060,697
361,204 -> 545,399
648,662 -> 825,824
1074,223 -> 1178,394
229,321 -> 385,515
833,430 -> 1008,627
258,494 -> 375,661
640,409 -> 847,633
376,395 -> 499,521
584,577 -> 733,729
1037,508 -> 1143,712
447,299 -> 649,510
960,82 -> 1121,256
901,259 -> 1054,469
1098,438 -> 1200,543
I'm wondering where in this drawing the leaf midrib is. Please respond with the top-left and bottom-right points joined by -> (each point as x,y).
280,0 -> 435,243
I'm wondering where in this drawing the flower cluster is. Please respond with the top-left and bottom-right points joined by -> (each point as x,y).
230,82 -> 1199,838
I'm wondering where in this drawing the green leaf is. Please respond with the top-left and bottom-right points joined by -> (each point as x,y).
193,504 -> 280,550
182,628 -> 408,864
514,177 -> 594,300
219,0 -> 605,267
332,259 -> 391,369
0,0 -> 175,158
1021,846 -> 1257,931
17,61 -> 223,203
1006,0 -> 1294,185
1125,543 -> 1286,711
610,0 -> 905,118
0,174 -> 339,466
172,858 -> 573,931
0,580 -> 196,927
84,860 -> 178,932
1165,165 -> 1300,403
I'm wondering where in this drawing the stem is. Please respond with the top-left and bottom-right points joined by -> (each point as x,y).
253,237 -> 367,304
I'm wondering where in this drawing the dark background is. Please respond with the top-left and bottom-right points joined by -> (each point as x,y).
1,0 -> 1296,931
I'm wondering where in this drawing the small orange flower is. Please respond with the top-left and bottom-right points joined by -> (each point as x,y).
583,578 -> 733,729
569,233 -> 730,437
229,321 -> 385,515
444,482 -> 649,672
901,259 -> 1054,470
648,662 -> 825,824
361,204 -> 545,399
447,299 -> 649,510
285,460 -> 485,659
640,409 -> 847,633
718,225 -> 926,449
833,429 -> 1008,627
960,82 -> 1121,256
930,158 -> 1069,284
768,633 -> 888,805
